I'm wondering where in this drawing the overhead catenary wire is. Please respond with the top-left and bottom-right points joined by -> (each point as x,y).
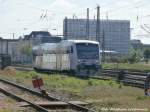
2,0 -> 150,40
101,0 -> 146,15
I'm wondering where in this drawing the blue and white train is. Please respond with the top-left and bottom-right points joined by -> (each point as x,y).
32,40 -> 101,75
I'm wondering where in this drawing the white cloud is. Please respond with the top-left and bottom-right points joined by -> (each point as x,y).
0,0 -> 150,43
0,0 -> 80,37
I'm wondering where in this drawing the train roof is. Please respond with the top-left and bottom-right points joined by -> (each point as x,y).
62,40 -> 99,44
33,43 -> 58,50
33,40 -> 99,52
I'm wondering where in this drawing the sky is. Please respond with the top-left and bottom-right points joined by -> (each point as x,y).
0,0 -> 150,44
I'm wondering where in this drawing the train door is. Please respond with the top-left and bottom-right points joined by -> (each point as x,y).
35,56 -> 43,69
55,44 -> 70,71
56,50 -> 62,71
69,45 -> 76,70
61,53 -> 70,70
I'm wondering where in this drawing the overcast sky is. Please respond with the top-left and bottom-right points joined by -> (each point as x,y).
0,0 -> 150,43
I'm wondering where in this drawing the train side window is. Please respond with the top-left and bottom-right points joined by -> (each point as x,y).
71,46 -> 73,53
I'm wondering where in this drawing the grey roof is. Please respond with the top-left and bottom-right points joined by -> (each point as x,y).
29,31 -> 51,38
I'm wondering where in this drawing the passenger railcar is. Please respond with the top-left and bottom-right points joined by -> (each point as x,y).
33,40 -> 101,75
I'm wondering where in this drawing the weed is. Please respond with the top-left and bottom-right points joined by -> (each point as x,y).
118,84 -> 123,89
0,70 -> 150,111
0,109 -> 11,112
136,96 -> 148,100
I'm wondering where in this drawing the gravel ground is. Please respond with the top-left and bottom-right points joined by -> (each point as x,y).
0,82 -> 39,112
0,82 -> 49,102
0,81 -> 84,112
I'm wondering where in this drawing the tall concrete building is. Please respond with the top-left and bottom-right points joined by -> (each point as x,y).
63,19 -> 130,55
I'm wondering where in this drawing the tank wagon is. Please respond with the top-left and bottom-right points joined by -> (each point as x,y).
33,40 -> 101,75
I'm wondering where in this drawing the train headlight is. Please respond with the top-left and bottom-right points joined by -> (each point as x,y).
96,60 -> 99,63
78,60 -> 81,62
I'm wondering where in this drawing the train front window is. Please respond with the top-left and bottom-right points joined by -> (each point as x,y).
76,43 -> 99,59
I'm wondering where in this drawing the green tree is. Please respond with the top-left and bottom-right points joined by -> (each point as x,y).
143,49 -> 150,63
127,48 -> 142,64
128,52 -> 137,64
20,43 -> 32,56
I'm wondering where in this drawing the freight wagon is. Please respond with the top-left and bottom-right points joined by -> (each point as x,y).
0,54 -> 11,69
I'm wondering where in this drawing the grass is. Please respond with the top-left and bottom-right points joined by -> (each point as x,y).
0,69 -> 150,111
0,109 -> 11,112
14,71 -> 121,95
0,108 -> 35,112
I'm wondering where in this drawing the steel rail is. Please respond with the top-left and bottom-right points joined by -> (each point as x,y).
0,87 -> 49,112
103,69 -> 148,76
0,78 -> 94,112
103,68 -> 150,73
0,78 -> 57,101
89,70 -> 147,89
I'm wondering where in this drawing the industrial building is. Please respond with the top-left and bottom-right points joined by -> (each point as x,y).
18,31 -> 62,63
0,31 -> 62,64
63,19 -> 130,55
0,38 -> 19,63
25,31 -> 62,46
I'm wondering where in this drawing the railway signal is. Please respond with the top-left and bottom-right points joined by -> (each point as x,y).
32,76 -> 44,90
32,76 -> 49,96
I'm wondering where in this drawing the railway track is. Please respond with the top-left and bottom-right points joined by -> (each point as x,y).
11,65 -> 34,71
0,78 -> 94,112
90,69 -> 148,89
0,87 -> 49,112
104,68 -> 150,73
